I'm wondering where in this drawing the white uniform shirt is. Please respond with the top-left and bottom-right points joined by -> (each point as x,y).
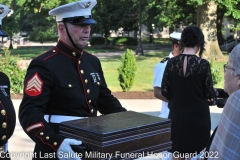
153,52 -> 173,118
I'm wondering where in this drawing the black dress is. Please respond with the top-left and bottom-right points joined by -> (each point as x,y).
161,54 -> 216,154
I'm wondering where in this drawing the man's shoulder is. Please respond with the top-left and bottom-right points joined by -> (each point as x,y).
33,48 -> 58,61
82,50 -> 100,63
224,90 -> 240,112
229,90 -> 240,100
160,56 -> 170,63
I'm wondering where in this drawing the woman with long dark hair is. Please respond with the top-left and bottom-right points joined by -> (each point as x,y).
161,25 -> 216,160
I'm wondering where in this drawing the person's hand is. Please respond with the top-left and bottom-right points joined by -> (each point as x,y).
57,138 -> 82,160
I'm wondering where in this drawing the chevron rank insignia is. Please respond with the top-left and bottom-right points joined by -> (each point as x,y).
25,73 -> 43,96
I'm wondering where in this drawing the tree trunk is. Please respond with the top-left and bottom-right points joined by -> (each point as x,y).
196,1 -> 225,61
149,27 -> 153,43
9,38 -> 13,50
133,30 -> 137,39
216,6 -> 226,46
104,29 -> 109,47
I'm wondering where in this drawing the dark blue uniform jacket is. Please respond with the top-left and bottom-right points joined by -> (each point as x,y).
0,72 -> 16,147
19,40 -> 126,157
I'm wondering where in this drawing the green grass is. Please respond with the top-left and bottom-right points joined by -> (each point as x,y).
84,47 -> 125,53
101,50 -> 227,92
1,46 -> 126,59
141,37 -> 172,47
1,44 -> 227,92
0,46 -> 53,59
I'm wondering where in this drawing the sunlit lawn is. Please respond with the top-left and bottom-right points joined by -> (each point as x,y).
3,46 -> 125,59
1,41 -> 228,92
101,50 -> 227,92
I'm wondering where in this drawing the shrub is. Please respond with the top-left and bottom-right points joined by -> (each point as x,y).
112,37 -> 138,46
0,48 -> 26,94
117,49 -> 137,92
89,37 -> 105,45
210,60 -> 221,86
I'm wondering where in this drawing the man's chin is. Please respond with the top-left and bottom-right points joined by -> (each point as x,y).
77,43 -> 88,49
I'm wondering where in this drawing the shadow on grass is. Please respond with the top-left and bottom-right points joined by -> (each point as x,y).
135,50 -> 170,62
99,50 -> 171,64
7,46 -> 53,59
100,57 -> 121,62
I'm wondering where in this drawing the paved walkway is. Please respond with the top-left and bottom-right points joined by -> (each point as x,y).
8,99 -> 223,160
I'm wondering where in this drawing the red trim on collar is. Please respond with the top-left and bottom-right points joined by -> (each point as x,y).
59,39 -> 82,53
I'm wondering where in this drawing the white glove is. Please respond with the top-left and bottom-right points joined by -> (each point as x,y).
57,138 -> 82,160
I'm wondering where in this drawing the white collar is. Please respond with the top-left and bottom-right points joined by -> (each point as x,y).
169,52 -> 174,58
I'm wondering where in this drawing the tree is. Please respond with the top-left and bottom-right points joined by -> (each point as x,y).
144,0 -> 240,60
144,0 -> 197,30
196,1 -> 225,60
216,5 -> 227,45
1,0 -> 19,49
91,0 -> 137,46
13,0 -> 61,43
29,27 -> 57,49
220,2 -> 240,41
196,0 -> 240,61
6,0 -> 73,45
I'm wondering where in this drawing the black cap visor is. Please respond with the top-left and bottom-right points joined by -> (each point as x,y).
61,15 -> 97,25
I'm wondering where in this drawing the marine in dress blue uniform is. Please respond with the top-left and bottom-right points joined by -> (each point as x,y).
18,1 -> 126,159
0,4 -> 16,159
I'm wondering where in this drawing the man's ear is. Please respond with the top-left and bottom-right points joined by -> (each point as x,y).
173,44 -> 178,50
58,24 -> 64,31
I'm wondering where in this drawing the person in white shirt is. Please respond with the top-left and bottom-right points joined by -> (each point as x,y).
153,32 -> 182,118
152,32 -> 182,160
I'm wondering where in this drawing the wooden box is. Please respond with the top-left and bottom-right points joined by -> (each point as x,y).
59,111 -> 171,159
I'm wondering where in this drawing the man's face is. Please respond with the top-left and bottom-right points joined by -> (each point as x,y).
65,23 -> 91,48
224,62 -> 239,95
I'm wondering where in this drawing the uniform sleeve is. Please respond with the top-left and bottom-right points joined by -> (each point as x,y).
0,72 -> 11,96
19,59 -> 64,152
95,61 -> 126,114
161,60 -> 171,101
153,63 -> 166,87
204,62 -> 217,105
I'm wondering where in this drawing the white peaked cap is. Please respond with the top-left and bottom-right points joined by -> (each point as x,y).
170,32 -> 182,40
49,0 -> 97,24
0,4 -> 9,25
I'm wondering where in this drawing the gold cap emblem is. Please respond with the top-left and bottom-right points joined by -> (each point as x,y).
0,7 -> 4,14
85,2 -> 91,8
